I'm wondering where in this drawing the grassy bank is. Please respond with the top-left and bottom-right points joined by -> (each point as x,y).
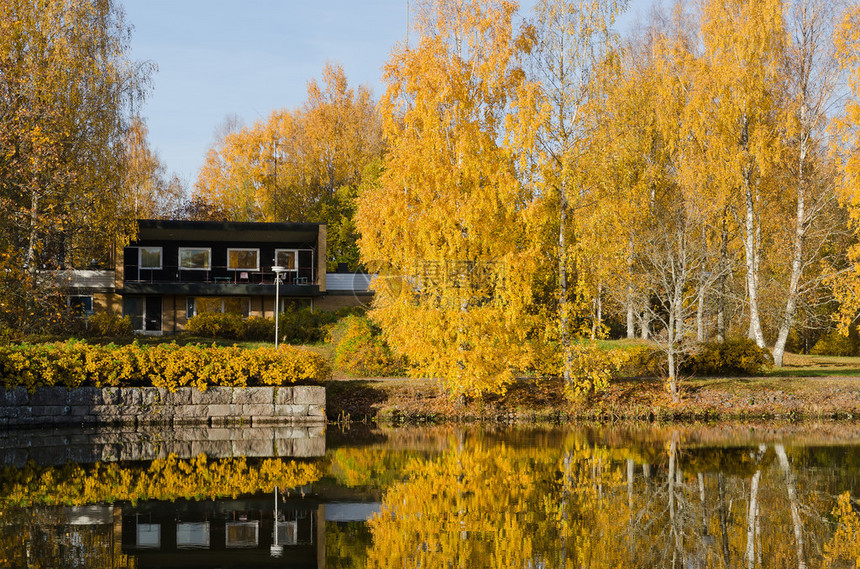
326,351 -> 860,423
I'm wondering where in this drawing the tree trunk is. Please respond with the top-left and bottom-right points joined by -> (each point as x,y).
697,286 -> 706,343
775,444 -> 807,569
26,190 -> 39,274
773,119 -> 809,367
627,235 -> 636,339
559,186 -> 572,383
627,297 -> 636,339
743,171 -> 766,348
745,467 -> 762,569
591,284 -> 603,340
716,212 -> 729,342
640,311 -> 650,340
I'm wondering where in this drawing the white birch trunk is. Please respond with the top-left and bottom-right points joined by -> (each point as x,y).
745,468 -> 762,569
775,444 -> 807,569
743,174 -> 766,348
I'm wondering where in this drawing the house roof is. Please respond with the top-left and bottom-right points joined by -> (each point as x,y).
135,220 -> 323,244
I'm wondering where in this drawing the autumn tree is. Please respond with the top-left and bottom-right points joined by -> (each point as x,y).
123,117 -> 185,220
830,3 -> 860,341
357,0 -> 538,396
522,0 -> 627,382
194,63 -> 382,270
0,0 -> 150,331
697,0 -> 787,349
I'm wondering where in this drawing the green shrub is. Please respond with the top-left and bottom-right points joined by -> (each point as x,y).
186,312 -> 245,339
86,311 -> 133,337
243,316 -> 275,341
810,330 -> 857,357
0,340 -> 330,391
329,315 -> 405,377
686,338 -> 773,376
184,307 -> 363,343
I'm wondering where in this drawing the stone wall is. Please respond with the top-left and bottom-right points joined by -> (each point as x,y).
0,385 -> 325,428
0,425 -> 325,467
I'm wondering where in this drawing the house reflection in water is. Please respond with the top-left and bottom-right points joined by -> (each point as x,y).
121,494 -> 324,568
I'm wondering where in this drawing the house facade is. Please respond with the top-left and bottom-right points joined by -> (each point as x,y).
51,219 -> 369,334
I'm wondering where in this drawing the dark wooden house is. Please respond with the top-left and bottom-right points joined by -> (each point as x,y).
119,220 -> 327,333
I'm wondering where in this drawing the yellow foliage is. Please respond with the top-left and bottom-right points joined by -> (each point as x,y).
357,0 -> 540,397
0,454 -> 322,507
0,341 -> 330,392
825,492 -> 860,568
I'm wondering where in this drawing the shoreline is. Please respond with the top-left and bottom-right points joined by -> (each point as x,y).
325,375 -> 860,424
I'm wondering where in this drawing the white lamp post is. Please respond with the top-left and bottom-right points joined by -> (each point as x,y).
272,265 -> 285,347
271,486 -> 283,557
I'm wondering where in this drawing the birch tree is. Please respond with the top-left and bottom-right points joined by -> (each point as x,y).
771,0 -> 847,366
698,0 -> 787,349
524,0 -> 627,383
357,0 -> 537,396
0,0 -> 150,331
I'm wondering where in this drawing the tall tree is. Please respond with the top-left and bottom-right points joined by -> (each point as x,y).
697,0 -> 787,348
523,0 -> 627,383
770,0 -> 847,366
357,0 -> 536,396
123,117 -> 185,220
194,63 -> 382,270
0,0 -> 150,330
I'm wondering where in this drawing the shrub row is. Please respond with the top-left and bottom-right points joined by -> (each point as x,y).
0,340 -> 330,392
186,306 -> 361,343
0,455 -> 323,507
623,338 -> 773,377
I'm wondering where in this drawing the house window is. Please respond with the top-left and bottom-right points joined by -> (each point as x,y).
179,247 -> 211,270
136,523 -> 161,549
225,521 -> 259,548
227,248 -> 259,271
187,296 -> 251,318
176,522 -> 210,549
275,249 -> 298,271
139,247 -> 162,269
68,295 -> 93,315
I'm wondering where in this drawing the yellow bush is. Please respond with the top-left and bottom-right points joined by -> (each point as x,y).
0,454 -> 323,507
0,340 -> 330,391
564,343 -> 627,400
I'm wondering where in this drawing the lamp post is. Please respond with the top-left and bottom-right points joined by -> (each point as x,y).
271,486 -> 283,557
272,265 -> 285,347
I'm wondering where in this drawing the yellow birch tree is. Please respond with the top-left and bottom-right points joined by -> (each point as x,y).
0,0 -> 150,331
194,63 -> 383,269
357,0 -> 537,396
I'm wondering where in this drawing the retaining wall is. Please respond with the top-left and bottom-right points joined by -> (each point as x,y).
0,385 -> 325,428
0,425 -> 325,467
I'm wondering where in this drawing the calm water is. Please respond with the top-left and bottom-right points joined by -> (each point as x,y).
1,423 -> 859,568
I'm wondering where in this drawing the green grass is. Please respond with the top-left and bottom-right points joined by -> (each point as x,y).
763,352 -> 860,378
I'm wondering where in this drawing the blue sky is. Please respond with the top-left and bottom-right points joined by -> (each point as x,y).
124,0 -> 655,188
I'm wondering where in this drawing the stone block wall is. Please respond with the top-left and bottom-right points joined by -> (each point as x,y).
0,385 -> 325,428
0,424 -> 325,467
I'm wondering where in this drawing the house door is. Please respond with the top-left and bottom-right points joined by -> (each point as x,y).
123,296 -> 163,332
144,296 -> 162,332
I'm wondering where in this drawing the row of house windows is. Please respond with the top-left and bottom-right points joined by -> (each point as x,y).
138,247 -> 300,272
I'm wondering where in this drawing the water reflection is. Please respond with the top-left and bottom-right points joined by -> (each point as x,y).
0,424 -> 858,568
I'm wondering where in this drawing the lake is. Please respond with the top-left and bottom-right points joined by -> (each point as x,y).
0,423 -> 858,567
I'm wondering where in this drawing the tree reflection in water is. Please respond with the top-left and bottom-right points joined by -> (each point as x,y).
364,428 -> 860,569
1,426 -> 860,568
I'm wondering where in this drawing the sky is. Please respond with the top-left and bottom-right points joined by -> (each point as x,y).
123,0 -> 655,189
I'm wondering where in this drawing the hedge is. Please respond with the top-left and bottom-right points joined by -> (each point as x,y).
185,306 -> 362,343
0,455 -> 322,507
0,340 -> 330,392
